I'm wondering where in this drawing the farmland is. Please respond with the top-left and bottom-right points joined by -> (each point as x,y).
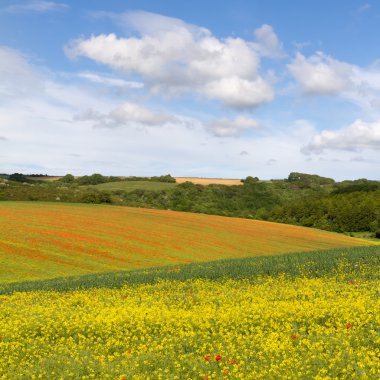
1,246 -> 380,379
0,202 -> 370,283
84,180 -> 177,192
175,177 -> 242,186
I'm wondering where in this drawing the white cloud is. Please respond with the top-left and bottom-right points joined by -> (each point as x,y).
78,72 -> 144,89
0,46 -> 44,98
74,102 -> 177,128
302,119 -> 380,154
205,116 -> 260,137
204,76 -> 273,108
2,1 -> 69,13
288,52 -> 353,95
253,24 -> 285,58
65,11 -> 276,109
288,51 -> 380,114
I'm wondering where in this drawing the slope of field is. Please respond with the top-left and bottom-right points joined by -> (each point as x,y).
1,246 -> 379,379
84,180 -> 177,192
175,177 -> 242,185
0,202 -> 370,283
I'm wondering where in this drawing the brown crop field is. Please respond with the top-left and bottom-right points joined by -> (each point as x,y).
175,177 -> 242,185
0,202 -> 371,283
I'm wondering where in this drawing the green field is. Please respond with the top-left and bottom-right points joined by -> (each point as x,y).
83,180 -> 177,192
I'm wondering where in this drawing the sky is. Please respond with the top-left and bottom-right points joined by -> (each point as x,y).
0,0 -> 380,180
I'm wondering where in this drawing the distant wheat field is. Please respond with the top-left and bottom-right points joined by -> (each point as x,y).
175,177 -> 242,185
0,202 -> 370,282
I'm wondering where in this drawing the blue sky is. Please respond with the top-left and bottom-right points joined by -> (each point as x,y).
0,0 -> 380,180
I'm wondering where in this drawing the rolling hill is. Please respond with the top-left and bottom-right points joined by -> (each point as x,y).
0,201 -> 371,282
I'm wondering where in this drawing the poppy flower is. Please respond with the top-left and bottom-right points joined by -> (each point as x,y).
204,354 -> 212,361
291,334 -> 297,340
215,355 -> 222,361
346,324 -> 352,329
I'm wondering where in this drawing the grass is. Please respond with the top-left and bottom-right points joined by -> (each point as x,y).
83,180 -> 177,192
0,245 -> 378,294
0,201 -> 370,283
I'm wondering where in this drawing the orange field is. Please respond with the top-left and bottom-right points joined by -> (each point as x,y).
175,177 -> 242,185
0,202 -> 370,282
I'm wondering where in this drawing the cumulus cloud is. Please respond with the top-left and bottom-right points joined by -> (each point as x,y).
302,119 -> 380,154
65,11 -> 276,109
253,24 -> 285,58
205,116 -> 260,137
2,1 -> 69,13
288,52 -> 353,95
288,51 -> 380,113
74,102 -> 177,128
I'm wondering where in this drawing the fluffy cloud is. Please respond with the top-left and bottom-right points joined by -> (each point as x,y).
205,116 -> 260,137
253,24 -> 285,58
288,51 -> 380,114
74,102 -> 177,128
2,1 -> 69,13
65,11 -> 277,109
288,52 -> 353,95
302,119 -> 380,154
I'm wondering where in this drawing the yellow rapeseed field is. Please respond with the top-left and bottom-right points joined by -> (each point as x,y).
1,274 -> 379,379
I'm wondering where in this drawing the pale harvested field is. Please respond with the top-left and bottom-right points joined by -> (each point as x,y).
175,177 -> 242,185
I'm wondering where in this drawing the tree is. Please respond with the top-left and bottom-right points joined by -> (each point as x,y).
60,174 -> 75,183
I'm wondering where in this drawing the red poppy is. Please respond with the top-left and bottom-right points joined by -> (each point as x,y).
215,355 -> 222,361
291,334 -> 297,340
204,354 -> 212,361
346,324 -> 352,329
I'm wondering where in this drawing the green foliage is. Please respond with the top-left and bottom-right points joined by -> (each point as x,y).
241,176 -> 259,184
77,173 -> 108,185
80,190 -> 112,204
0,245 -> 377,294
8,173 -> 31,183
85,180 -> 177,192
59,174 -> 75,183
121,174 -> 176,183
270,190 -> 380,232
287,172 -> 335,186
331,179 -> 380,194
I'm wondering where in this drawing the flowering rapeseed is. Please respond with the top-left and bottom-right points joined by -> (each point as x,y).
0,275 -> 379,379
